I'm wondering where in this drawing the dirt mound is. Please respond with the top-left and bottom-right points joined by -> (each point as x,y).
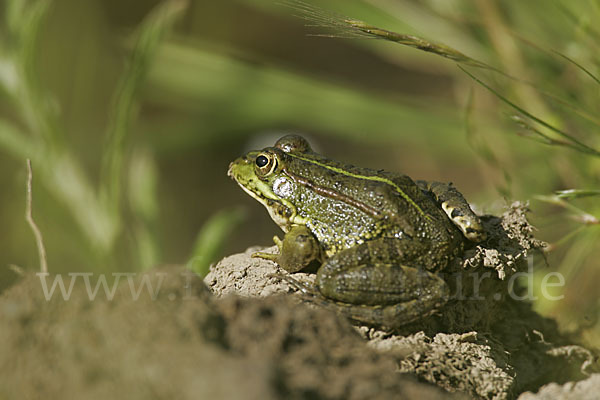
0,267 -> 456,400
206,202 -> 597,399
1,203 -> 596,399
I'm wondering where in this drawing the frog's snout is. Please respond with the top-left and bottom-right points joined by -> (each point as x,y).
228,156 -> 253,180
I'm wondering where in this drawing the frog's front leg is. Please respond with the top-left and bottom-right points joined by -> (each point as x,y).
417,180 -> 487,242
316,238 -> 449,328
253,225 -> 322,273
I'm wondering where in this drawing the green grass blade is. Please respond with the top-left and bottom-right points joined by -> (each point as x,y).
552,50 -> 600,86
128,149 -> 160,269
187,208 -> 246,277
535,194 -> 599,225
9,0 -> 60,145
555,189 -> 600,199
0,119 -> 38,160
553,0 -> 600,43
459,66 -> 600,157
101,0 -> 187,217
509,33 -> 600,127
536,89 -> 600,128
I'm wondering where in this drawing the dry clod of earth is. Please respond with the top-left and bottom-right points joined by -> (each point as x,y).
518,373 -> 600,400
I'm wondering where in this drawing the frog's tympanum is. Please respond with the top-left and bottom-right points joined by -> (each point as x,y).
228,135 -> 486,328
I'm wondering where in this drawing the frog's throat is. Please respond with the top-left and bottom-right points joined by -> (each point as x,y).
233,178 -> 305,230
286,152 -> 429,220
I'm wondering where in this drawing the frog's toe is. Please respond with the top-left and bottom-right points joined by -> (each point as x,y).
252,251 -> 279,262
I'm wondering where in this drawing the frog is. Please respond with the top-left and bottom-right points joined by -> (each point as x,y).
228,135 -> 487,328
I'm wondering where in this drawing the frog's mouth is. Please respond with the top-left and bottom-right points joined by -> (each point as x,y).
228,161 -> 295,231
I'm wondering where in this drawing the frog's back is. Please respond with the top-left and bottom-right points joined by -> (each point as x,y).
280,152 -> 462,254
376,172 -> 447,221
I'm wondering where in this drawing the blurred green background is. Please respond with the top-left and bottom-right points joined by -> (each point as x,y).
1,0 -> 599,348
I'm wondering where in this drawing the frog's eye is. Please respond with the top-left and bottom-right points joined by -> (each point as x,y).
255,152 -> 277,175
256,155 -> 269,168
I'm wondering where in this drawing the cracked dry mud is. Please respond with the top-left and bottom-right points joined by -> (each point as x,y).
0,203 -> 597,399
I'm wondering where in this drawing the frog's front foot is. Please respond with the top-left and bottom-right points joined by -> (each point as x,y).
253,225 -> 321,273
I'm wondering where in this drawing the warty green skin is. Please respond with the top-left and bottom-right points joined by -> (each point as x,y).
228,135 -> 485,328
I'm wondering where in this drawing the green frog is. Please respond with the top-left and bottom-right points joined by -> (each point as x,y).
228,135 -> 486,328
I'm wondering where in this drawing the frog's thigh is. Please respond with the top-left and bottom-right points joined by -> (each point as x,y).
315,239 -> 449,327
317,262 -> 448,306
316,261 -> 449,328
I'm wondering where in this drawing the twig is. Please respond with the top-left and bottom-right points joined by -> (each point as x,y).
25,159 -> 48,273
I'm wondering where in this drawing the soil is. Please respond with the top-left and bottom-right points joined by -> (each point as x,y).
1,202 -> 598,399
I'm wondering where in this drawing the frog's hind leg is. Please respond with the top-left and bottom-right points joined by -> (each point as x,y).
314,285 -> 448,329
272,271 -> 445,328
417,180 -> 487,242
314,239 -> 450,328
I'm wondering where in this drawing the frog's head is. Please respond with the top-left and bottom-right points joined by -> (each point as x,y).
227,135 -> 313,232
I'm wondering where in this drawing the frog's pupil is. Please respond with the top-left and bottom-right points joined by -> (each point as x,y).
256,155 -> 269,168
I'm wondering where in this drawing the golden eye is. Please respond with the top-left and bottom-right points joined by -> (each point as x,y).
255,153 -> 277,175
